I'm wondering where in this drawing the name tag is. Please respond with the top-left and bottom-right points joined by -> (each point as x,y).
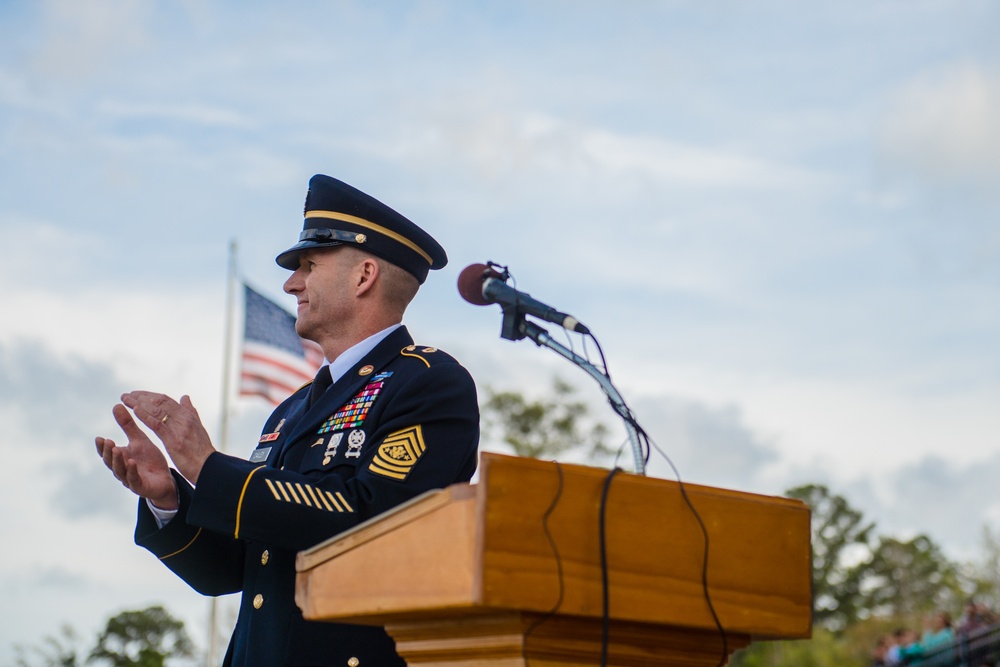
249,447 -> 272,463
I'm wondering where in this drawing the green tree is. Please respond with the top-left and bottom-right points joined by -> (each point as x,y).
734,487 -> 977,666
786,483 -> 875,632
729,627 -> 862,667
481,377 -> 612,462
966,523 -> 1000,610
14,625 -> 80,667
860,534 -> 964,620
87,606 -> 194,667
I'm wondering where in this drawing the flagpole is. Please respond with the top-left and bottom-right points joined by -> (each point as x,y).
218,238 -> 238,457
207,238 -> 238,667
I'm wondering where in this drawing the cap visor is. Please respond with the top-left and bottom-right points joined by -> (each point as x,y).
275,240 -> 343,269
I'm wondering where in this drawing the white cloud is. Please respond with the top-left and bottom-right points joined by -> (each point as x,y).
843,452 -> 1000,559
96,100 -> 258,130
879,61 -> 1000,189
633,394 -> 779,491
373,108 -> 826,195
32,0 -> 154,82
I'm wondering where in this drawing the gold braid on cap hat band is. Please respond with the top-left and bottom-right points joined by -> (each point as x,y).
305,210 -> 433,265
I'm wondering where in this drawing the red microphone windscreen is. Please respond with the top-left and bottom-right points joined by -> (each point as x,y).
457,263 -> 492,306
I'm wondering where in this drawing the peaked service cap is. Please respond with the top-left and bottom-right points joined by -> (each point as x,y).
275,175 -> 447,284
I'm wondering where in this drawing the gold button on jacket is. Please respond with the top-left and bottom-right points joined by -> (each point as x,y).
253,594 -> 263,609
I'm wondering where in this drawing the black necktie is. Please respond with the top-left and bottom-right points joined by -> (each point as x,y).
308,366 -> 333,407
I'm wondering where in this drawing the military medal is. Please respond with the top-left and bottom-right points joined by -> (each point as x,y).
318,373 -> 393,434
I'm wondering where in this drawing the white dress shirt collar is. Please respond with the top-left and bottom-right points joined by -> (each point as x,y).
324,323 -> 402,384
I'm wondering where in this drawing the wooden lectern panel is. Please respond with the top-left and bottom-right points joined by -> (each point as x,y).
297,453 -> 811,665
297,453 -> 811,640
297,484 -> 480,621
474,454 -> 811,638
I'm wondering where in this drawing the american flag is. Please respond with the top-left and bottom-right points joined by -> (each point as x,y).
240,283 -> 324,405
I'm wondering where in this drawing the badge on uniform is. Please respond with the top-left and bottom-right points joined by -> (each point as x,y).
368,425 -> 426,480
249,447 -> 272,463
345,429 -> 365,458
258,418 -> 286,443
322,432 -> 344,466
318,373 -> 393,434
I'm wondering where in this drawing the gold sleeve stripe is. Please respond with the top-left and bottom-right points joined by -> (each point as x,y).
324,490 -> 343,512
159,528 -> 203,561
295,483 -> 314,507
261,481 -> 355,514
369,463 -> 408,480
336,492 -> 354,513
304,210 -> 434,264
371,460 -> 412,474
400,348 -> 431,367
313,487 -> 334,512
235,467 -> 266,539
303,484 -> 324,509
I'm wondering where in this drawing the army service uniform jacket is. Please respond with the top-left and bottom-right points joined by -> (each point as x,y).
134,327 -> 480,667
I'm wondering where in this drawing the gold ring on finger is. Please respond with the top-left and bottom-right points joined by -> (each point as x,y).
161,414 -> 169,424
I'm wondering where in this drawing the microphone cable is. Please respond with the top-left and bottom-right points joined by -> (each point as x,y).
627,415 -> 730,667
522,461 -> 566,667
467,262 -> 726,665
599,466 -> 624,667
587,333 -> 727,666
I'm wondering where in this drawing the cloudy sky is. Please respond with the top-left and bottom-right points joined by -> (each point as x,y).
2,0 -> 999,662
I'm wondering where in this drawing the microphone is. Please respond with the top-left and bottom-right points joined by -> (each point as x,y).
457,263 -> 590,334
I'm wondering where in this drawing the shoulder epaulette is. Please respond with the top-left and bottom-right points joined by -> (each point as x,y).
399,344 -> 447,368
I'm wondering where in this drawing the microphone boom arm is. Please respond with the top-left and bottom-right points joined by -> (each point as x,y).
520,320 -> 646,475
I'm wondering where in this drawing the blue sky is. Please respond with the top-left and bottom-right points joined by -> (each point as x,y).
2,1 -> 999,662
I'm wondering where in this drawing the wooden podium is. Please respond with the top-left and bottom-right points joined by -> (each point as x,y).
296,453 -> 812,666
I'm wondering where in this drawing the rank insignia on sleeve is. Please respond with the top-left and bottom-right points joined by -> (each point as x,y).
318,373 -> 393,434
368,425 -> 426,480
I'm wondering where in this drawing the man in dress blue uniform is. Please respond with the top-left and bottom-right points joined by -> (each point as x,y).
95,175 -> 480,666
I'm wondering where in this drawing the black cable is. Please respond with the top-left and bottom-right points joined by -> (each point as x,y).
589,333 -> 726,665
523,461 -> 566,666
645,432 -> 729,667
599,467 -> 624,667
606,397 -> 650,466
506,312 -> 725,665
586,332 -> 610,379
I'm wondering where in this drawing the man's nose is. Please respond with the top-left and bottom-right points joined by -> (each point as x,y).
283,272 -> 301,294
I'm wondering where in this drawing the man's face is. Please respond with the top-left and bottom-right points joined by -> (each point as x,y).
282,247 -> 357,343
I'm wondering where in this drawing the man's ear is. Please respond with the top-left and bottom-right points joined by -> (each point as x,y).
355,257 -> 380,296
